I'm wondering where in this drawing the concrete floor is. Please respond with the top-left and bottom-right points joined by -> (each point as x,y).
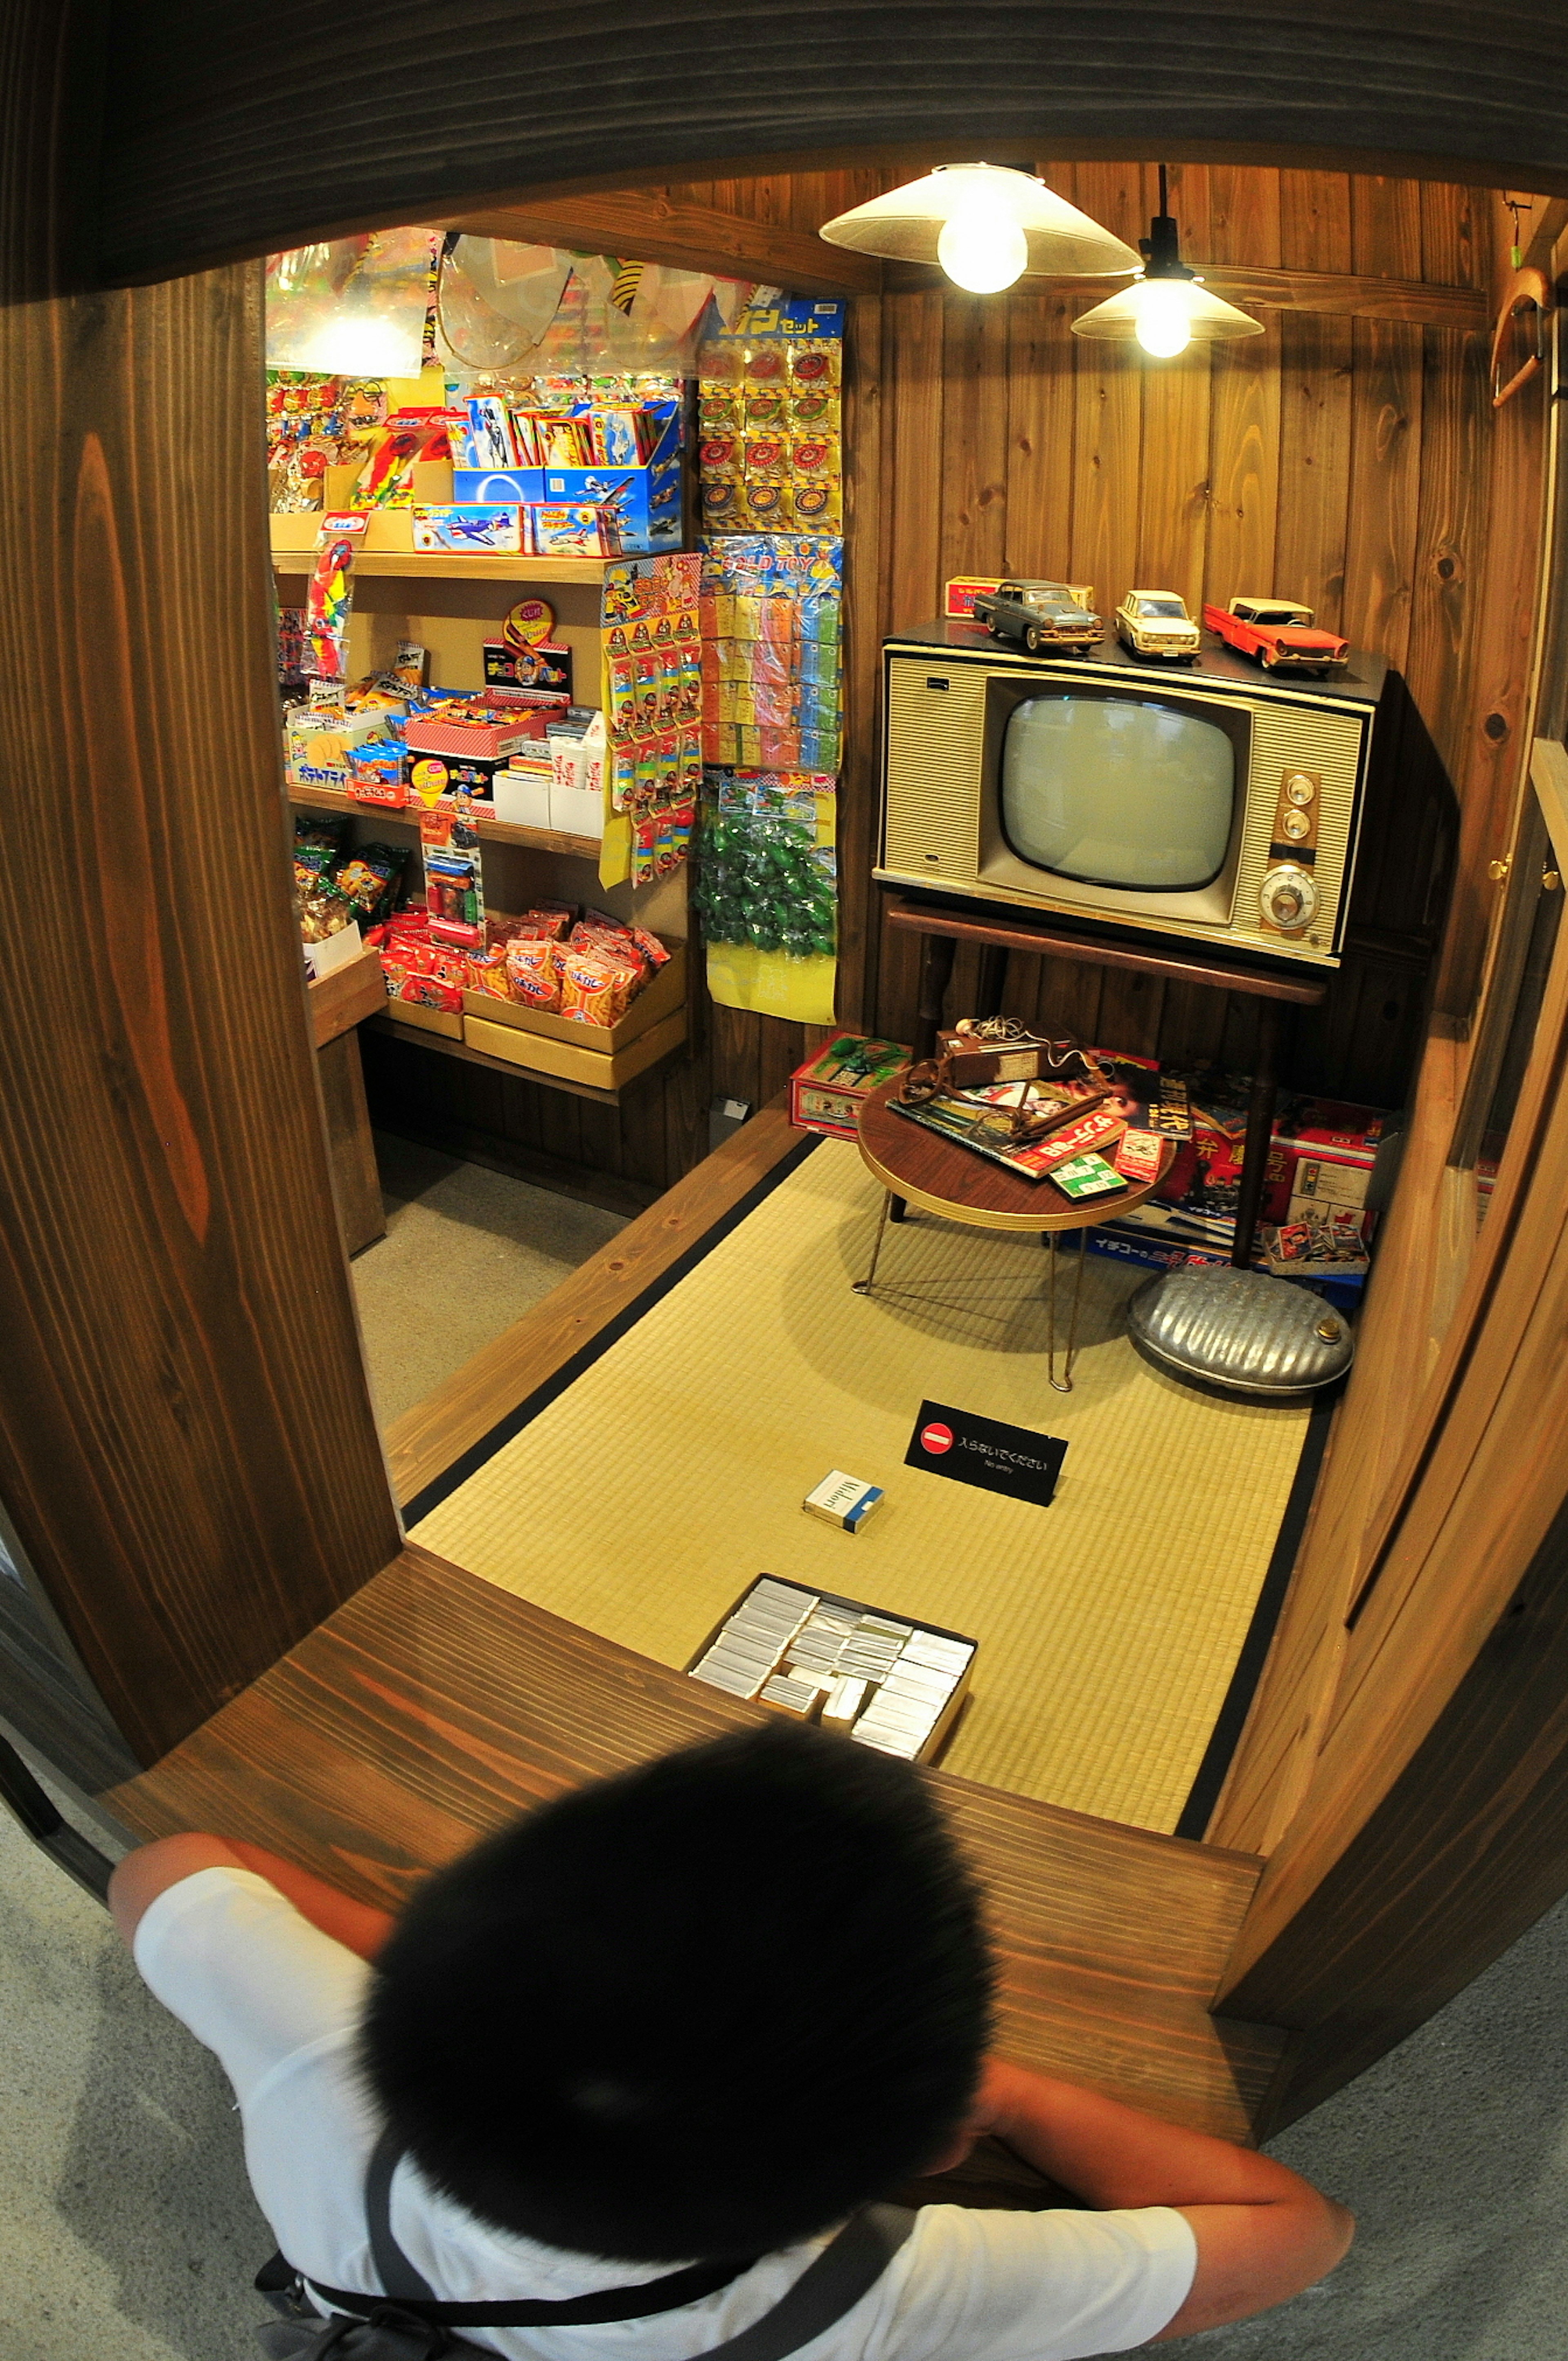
350,1134 -> 627,1427
4,1784 -> 1568,2360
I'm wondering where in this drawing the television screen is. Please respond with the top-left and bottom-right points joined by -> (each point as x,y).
1000,694 -> 1236,890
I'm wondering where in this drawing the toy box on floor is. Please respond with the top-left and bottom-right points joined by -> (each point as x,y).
1105,1071 -> 1390,1251
789,1035 -> 911,1138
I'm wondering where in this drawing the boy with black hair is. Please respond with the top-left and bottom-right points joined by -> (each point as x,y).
114,1722 -> 1352,2355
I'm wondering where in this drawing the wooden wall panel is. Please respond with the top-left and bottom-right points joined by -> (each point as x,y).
845,162 -> 1516,1115
0,5 -> 401,1766
405,163 -> 1536,1179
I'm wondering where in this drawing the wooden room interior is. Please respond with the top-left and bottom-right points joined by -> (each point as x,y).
6,4 -> 1568,2166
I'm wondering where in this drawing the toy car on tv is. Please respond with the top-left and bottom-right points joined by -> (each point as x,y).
1115,590 -> 1200,662
1203,596 -> 1350,675
972,579 -> 1102,653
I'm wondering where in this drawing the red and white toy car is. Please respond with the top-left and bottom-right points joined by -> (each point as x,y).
1202,596 -> 1349,675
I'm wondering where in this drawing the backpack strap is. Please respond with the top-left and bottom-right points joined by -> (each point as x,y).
295,2127 -> 916,2352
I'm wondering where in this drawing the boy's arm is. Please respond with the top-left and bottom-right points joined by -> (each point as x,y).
968,2059 -> 1353,2341
109,1834 -> 396,1961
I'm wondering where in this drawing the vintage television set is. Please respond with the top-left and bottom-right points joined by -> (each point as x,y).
877,629 -> 1387,967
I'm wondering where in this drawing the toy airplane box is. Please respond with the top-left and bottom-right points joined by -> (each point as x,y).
790,1036 -> 911,1139
410,504 -> 522,554
454,403 -> 684,554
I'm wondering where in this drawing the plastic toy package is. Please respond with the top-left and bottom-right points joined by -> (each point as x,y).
594,553 -> 704,884
699,536 -> 843,771
697,304 -> 843,533
694,768 -> 838,960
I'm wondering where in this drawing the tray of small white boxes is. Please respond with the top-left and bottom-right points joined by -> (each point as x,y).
687,1576 -> 976,1764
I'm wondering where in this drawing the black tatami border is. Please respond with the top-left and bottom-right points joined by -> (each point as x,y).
401,1133 -> 822,1529
1173,1390 -> 1336,1841
405,1137 -> 1332,1841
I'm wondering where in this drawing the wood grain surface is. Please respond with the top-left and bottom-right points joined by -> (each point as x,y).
316,1032 -> 386,1259
90,11 -> 1568,285
437,192 -> 880,299
1214,911 -> 1568,2109
383,1101 -> 806,1505
309,947 -> 386,1051
1207,1016 -> 1464,1856
857,1077 -> 1174,1232
884,901 -> 1330,1007
107,1543 -> 1285,2144
0,10 -> 398,1766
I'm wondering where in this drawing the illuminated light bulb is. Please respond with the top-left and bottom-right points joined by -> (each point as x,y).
936,199 -> 1029,294
1133,281 -> 1193,358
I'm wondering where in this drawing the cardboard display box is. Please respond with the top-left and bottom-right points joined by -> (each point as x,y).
460,935 -> 687,1089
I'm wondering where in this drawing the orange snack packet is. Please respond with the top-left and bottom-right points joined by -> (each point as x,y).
559,949 -> 621,1026
467,947 -> 514,1000
506,935 -> 561,1009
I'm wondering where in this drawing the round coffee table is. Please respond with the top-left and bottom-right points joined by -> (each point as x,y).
854,1077 -> 1176,1392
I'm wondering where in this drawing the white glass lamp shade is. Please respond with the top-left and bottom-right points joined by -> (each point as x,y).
1071,275 -> 1264,346
820,165 -> 1143,281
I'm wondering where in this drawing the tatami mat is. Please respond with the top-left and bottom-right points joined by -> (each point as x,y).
412,1142 -> 1310,1833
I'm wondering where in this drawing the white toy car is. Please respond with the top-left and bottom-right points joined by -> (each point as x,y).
1115,590 -> 1200,662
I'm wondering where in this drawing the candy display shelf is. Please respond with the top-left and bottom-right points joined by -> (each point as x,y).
269,519 -> 630,585
368,1008 -> 686,1106
287,780 -> 602,862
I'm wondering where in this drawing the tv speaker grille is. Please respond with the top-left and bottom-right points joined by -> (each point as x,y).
882,666 -> 984,882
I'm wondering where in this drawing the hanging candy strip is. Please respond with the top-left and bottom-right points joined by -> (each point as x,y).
305,513 -> 367,679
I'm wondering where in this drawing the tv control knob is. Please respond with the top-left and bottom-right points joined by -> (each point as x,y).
1261,865 -> 1319,933
1281,807 -> 1312,841
1284,772 -> 1317,808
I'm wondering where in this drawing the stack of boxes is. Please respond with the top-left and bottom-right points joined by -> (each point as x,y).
450,390 -> 685,555
1087,1079 -> 1393,1306
688,1577 -> 975,1764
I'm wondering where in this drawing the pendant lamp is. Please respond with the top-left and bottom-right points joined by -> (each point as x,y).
1072,167 -> 1262,355
820,164 -> 1143,295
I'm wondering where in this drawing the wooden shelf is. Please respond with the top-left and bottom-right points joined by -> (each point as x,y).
368,1011 -> 684,1106
289,780 -> 602,861
270,546 -> 622,585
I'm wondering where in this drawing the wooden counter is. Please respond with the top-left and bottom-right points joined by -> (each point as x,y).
107,1542 -> 1287,2150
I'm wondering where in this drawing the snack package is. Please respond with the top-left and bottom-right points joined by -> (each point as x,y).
559,948 -> 623,1026
505,935 -> 562,1010
298,882 -> 355,945
332,842 -> 410,929
294,812 -> 352,878
519,901 -> 575,940
466,946 -> 515,1000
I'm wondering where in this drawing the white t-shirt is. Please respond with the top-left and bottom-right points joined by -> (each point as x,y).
134,1868 -> 1195,2361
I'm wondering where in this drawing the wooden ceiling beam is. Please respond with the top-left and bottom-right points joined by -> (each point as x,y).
435,192 -> 881,301
885,257 -> 1488,330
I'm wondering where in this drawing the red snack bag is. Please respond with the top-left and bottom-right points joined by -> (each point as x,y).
506,935 -> 561,1010
398,972 -> 463,1012
519,902 -> 575,941
559,949 -> 620,1026
628,926 -> 670,972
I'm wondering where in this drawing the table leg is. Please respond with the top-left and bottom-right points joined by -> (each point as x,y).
915,931 -> 957,1060
1046,1228 -> 1089,1393
854,1190 -> 894,1295
1233,999 -> 1285,1269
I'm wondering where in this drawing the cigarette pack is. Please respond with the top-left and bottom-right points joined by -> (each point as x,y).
802,1472 -> 884,1532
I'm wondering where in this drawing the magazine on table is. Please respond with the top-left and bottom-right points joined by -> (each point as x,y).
890,1080 -> 1132,1186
